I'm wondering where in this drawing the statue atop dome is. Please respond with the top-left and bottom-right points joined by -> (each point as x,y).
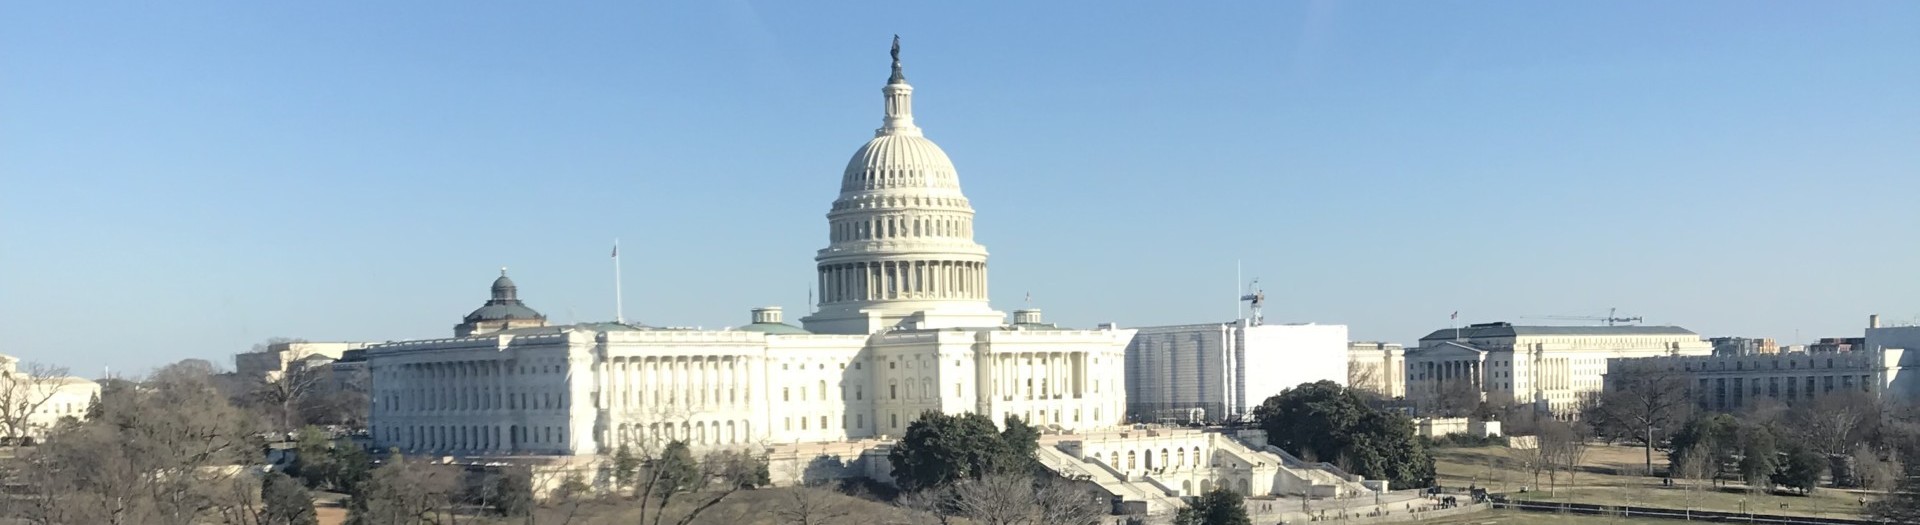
889,35 -> 906,84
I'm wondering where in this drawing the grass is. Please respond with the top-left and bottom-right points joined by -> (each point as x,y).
470,486 -> 925,525
1432,444 -> 1872,519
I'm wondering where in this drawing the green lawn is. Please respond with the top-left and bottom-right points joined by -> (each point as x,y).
1432,444 -> 1872,519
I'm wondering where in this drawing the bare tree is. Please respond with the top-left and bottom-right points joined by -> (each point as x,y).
0,360 -> 74,442
776,484 -> 853,525
1585,369 -> 1689,475
1525,420 -> 1581,496
253,365 -> 328,433
1558,424 -> 1592,499
1791,391 -> 1880,458
1,366 -> 260,525
949,473 -> 1037,525
1033,478 -> 1107,525
1347,362 -> 1384,398
893,485 -> 957,525
361,454 -> 463,525
1432,379 -> 1483,418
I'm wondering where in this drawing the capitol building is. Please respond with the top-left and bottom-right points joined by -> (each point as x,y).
365,43 -> 1137,456
362,43 -> 1384,514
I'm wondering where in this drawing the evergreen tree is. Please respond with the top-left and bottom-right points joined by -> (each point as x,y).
1737,425 -> 1777,490
1251,381 -> 1435,487
1772,442 -> 1825,495
888,411 -> 1031,491
612,443 -> 640,491
331,445 -> 373,497
1668,414 -> 1741,481
494,469 -> 533,517
290,426 -> 335,489
1173,488 -> 1252,525
1000,415 -> 1043,472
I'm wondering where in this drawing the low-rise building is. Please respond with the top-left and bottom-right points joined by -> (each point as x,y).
1709,337 -> 1778,356
1125,321 -> 1348,424
1808,337 -> 1867,354
1412,417 -> 1501,439
1605,348 -> 1908,413
1347,342 -> 1406,398
235,341 -> 372,381
0,354 -> 100,441
1405,322 -> 1712,419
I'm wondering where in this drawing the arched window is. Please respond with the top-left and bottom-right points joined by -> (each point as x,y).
1127,451 -> 1136,470
1110,452 -> 1120,467
1162,449 -> 1170,470
1193,449 -> 1201,466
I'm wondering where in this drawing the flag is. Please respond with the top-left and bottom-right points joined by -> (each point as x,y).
611,244 -> 618,258
1450,311 -> 1458,320
1024,292 -> 1031,304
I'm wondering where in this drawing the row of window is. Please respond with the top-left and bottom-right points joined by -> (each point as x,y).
378,390 -> 566,412
831,214 -> 972,243
1105,447 -> 1206,472
380,424 -> 564,452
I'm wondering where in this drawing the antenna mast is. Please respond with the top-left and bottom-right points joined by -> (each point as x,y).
612,239 -> 625,324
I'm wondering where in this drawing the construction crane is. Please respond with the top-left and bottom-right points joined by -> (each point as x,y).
1523,307 -> 1643,326
1240,278 -> 1266,327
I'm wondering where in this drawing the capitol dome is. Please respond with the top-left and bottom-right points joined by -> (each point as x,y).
840,134 -> 961,194
800,37 -> 1005,335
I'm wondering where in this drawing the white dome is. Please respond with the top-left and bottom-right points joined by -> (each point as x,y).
841,134 -> 960,193
802,38 -> 1003,335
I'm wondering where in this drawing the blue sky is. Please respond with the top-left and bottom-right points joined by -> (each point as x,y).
3,2 -> 1916,375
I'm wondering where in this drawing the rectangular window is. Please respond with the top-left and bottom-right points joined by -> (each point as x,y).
820,416 -> 828,429
857,414 -> 865,429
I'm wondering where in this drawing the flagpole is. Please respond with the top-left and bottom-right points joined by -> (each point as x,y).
613,239 -> 625,324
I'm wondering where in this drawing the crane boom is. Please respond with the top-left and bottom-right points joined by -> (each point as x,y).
1521,307 -> 1642,326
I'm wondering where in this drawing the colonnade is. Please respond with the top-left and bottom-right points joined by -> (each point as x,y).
992,351 -> 1086,401
599,355 -> 751,411
378,359 -> 569,454
1422,359 -> 1483,388
818,260 -> 985,303
384,359 -> 552,414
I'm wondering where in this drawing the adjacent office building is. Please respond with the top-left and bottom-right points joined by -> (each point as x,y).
1124,321 -> 1348,423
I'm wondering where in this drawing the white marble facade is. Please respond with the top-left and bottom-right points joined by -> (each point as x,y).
1405,323 -> 1713,418
366,43 -> 1135,456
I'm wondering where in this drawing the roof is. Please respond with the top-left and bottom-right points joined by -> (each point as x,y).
463,303 -> 546,323
1418,323 -> 1697,342
483,322 -> 662,337
735,322 -> 811,335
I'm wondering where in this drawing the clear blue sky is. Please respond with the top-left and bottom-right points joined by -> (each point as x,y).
4,2 -> 1916,376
